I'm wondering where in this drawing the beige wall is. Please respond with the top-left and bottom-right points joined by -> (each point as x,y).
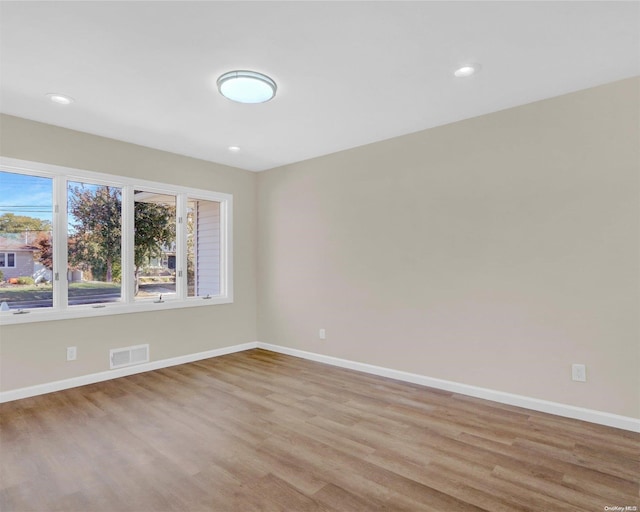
257,78 -> 640,418
0,115 -> 257,390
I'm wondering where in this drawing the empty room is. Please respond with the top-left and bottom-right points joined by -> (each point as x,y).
0,1 -> 638,511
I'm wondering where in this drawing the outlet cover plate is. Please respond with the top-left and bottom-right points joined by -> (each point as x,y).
571,363 -> 586,382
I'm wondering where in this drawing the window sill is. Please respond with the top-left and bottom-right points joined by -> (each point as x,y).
0,296 -> 233,325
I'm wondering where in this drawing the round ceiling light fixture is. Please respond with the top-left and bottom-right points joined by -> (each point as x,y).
46,93 -> 75,105
228,146 -> 241,152
454,64 -> 481,78
217,70 -> 277,104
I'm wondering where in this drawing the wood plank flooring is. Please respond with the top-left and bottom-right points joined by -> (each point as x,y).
1,348 -> 638,511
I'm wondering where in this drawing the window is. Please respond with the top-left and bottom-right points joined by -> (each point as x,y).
134,191 -> 176,301
187,197 -> 221,298
67,181 -> 122,306
0,158 -> 232,323
0,170 -> 54,309
0,253 -> 16,267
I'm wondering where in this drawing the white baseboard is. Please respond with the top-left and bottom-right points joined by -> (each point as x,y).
2,340 -> 638,433
257,342 -> 640,433
0,342 -> 258,404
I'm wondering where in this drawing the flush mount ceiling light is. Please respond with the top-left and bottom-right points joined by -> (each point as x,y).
454,64 -> 481,78
46,93 -> 75,105
217,70 -> 277,104
228,146 -> 241,152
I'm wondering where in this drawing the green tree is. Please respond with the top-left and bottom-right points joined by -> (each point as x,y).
134,201 -> 176,293
66,186 -> 175,291
68,185 -> 122,282
0,213 -> 51,234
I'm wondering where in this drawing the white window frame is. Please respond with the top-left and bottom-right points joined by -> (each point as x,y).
0,253 -> 17,268
0,157 -> 233,325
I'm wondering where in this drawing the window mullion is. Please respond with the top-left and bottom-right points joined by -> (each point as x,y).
121,186 -> 135,303
176,193 -> 187,300
220,197 -> 232,298
52,176 -> 68,309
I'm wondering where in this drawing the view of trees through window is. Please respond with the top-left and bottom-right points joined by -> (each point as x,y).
0,171 -> 54,309
67,181 -> 123,306
0,167 -> 228,314
134,191 -> 176,300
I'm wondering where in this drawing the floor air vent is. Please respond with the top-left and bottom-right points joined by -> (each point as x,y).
110,344 -> 150,369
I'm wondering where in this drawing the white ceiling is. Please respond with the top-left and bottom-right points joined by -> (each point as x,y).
1,1 -> 638,172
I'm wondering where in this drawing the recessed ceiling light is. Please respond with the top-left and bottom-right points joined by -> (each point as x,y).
454,64 -> 481,78
46,93 -> 75,105
228,146 -> 241,152
217,70 -> 277,104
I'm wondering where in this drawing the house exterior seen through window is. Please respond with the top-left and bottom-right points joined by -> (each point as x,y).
0,253 -> 17,268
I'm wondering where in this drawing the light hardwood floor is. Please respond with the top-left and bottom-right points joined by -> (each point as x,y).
1,349 -> 638,511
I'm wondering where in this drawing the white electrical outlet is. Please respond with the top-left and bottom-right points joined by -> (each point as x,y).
66,346 -> 77,361
319,328 -> 326,340
571,363 -> 586,382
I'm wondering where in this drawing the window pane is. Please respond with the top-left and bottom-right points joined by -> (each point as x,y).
134,190 -> 176,300
0,171 -> 54,309
67,181 -> 122,306
187,198 -> 221,297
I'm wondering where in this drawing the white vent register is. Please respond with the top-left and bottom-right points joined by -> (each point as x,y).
110,344 -> 150,369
